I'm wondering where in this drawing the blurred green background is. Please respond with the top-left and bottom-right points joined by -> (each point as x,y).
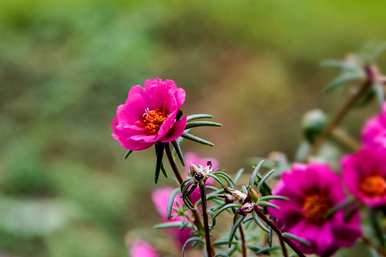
0,1 -> 385,256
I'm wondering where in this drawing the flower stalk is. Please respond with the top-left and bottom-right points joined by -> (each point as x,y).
312,65 -> 377,154
254,206 -> 306,257
199,181 -> 214,257
239,225 -> 247,257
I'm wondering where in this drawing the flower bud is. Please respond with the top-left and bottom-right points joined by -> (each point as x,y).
240,202 -> 254,214
302,109 -> 327,143
248,187 -> 259,202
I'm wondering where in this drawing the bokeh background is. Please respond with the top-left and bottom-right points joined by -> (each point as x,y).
1,1 -> 385,256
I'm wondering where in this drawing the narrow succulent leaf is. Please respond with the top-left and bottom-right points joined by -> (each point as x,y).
228,215 -> 245,247
282,232 -> 311,247
176,110 -> 183,121
187,114 -> 214,121
154,144 -> 165,184
171,141 -> 185,166
325,197 -> 354,219
182,236 -> 203,257
256,169 -> 275,191
369,209 -> 385,247
123,150 -> 133,159
234,168 -> 245,184
213,172 -> 235,187
259,195 -> 288,201
212,203 -> 241,220
374,83 -> 385,110
214,239 -> 238,246
160,162 -> 168,178
154,221 -> 191,229
207,174 -> 227,187
370,248 -> 381,257
323,72 -> 363,92
252,211 -> 270,233
258,201 -> 280,209
167,188 -> 181,219
214,254 -> 229,257
182,133 -> 214,147
249,160 -> 264,186
267,227 -> 273,247
185,121 -> 222,129
255,246 -> 279,255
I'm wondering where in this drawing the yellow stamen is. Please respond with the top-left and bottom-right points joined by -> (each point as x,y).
302,194 -> 331,224
142,108 -> 167,134
360,175 -> 386,198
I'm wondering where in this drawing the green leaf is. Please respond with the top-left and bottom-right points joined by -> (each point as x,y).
234,168 -> 245,184
255,246 -> 279,254
259,195 -> 288,201
123,150 -> 133,159
154,143 -> 165,184
213,171 -> 235,187
171,141 -> 185,166
282,232 -> 310,247
211,203 -> 241,220
167,188 -> 181,219
374,83 -> 385,110
369,208 -> 385,247
256,169 -> 275,191
252,211 -> 270,233
153,221 -> 191,229
182,236 -> 203,257
249,160 -> 264,186
267,227 -> 273,247
228,215 -> 245,247
207,174 -> 227,187
185,121 -> 222,129
160,162 -> 168,178
258,201 -> 279,209
182,133 -> 214,147
187,114 -> 214,121
323,72 -> 363,92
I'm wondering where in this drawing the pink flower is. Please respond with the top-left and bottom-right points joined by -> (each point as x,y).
151,187 -> 191,248
342,147 -> 386,207
112,78 -> 187,151
184,152 -> 219,203
362,103 -> 386,150
269,163 -> 362,257
130,240 -> 159,257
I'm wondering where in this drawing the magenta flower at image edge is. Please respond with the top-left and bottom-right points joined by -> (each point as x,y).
361,102 -> 386,149
151,187 -> 191,248
130,240 -> 159,257
268,162 -> 362,257
112,78 -> 187,151
342,147 -> 386,207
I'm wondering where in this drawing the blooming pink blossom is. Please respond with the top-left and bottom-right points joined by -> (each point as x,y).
151,187 -> 191,248
130,240 -> 159,257
184,152 -> 218,203
112,78 -> 187,151
269,163 -> 362,257
342,147 -> 386,207
362,103 -> 386,150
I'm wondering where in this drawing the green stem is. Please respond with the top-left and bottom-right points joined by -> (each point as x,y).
165,143 -> 204,232
239,225 -> 247,257
312,65 -> 375,154
254,206 -> 305,257
199,182 -> 214,257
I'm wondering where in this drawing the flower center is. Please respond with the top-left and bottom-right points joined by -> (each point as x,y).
142,108 -> 167,134
360,175 -> 386,198
302,194 -> 331,224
